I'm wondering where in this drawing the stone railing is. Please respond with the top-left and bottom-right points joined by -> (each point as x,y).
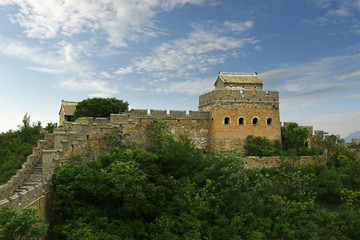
199,89 -> 279,108
0,134 -> 54,200
243,156 -> 316,168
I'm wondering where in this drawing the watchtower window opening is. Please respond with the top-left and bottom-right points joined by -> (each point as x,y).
224,117 -> 230,125
252,117 -> 258,125
238,117 -> 245,125
267,118 -> 272,125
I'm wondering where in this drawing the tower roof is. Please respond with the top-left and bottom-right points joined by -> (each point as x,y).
217,72 -> 263,85
59,100 -> 78,115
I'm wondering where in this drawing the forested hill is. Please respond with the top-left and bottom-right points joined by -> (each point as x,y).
46,120 -> 360,239
1,115 -> 360,239
0,114 -> 56,184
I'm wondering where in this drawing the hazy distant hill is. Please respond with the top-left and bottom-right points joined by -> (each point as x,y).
345,131 -> 360,143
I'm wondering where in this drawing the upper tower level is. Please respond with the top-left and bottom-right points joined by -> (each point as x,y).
215,72 -> 263,90
199,72 -> 278,111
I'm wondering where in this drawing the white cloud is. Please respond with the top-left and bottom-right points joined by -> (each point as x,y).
100,71 -> 113,79
310,0 -> 360,27
0,35 -> 57,65
0,0 -> 210,47
260,53 -> 360,94
155,77 -> 214,95
339,70 -> 360,80
259,52 -> 360,133
58,78 -> 118,97
133,21 -> 256,80
115,67 -> 133,75
223,21 -> 254,33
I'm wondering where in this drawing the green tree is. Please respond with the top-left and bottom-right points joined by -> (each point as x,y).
0,206 -> 47,240
146,119 -> 173,150
281,123 -> 309,155
44,122 -> 58,133
244,135 -> 275,157
48,125 -> 360,239
73,98 -> 129,120
0,114 -> 56,184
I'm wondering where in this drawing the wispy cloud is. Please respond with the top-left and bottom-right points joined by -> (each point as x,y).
1,0 -> 211,46
57,78 -> 118,97
154,77 -> 214,95
0,34 -> 119,96
309,0 -> 360,30
131,21 -> 256,82
0,0 -> 220,97
115,67 -> 133,75
260,52 -> 360,117
0,35 -> 58,65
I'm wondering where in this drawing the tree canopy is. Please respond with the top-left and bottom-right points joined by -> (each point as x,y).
244,135 -> 281,157
73,98 -> 129,120
281,123 -> 312,156
0,114 -> 56,184
0,206 -> 47,239
47,119 -> 360,239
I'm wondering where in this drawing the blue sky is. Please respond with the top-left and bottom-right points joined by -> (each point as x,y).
0,0 -> 359,138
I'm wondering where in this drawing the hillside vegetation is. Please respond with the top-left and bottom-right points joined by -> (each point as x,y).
46,120 -> 360,240
0,114 -> 56,185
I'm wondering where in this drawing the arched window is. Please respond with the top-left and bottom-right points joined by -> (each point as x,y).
238,117 -> 245,125
267,118 -> 272,125
252,117 -> 258,125
224,117 -> 230,125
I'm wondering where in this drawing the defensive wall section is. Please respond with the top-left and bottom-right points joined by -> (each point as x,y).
244,156 -> 317,168
0,110 -> 211,220
0,134 -> 55,220
0,135 -> 53,201
63,109 -> 211,152
199,89 -> 279,110
0,111 -> 316,221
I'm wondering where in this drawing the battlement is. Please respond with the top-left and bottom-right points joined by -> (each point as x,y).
61,109 -> 211,128
110,109 -> 210,124
199,89 -> 279,109
0,134 -> 54,201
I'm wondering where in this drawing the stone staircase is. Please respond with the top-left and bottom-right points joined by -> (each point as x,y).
13,160 -> 42,195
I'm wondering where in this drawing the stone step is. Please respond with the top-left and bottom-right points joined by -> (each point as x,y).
28,175 -> 42,182
15,187 -> 29,193
32,168 -> 42,173
10,160 -> 43,195
23,181 -> 41,186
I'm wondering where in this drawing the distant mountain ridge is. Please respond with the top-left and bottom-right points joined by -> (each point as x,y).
345,131 -> 360,143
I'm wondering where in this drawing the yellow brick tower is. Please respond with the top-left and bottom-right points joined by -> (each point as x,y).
199,72 -> 281,151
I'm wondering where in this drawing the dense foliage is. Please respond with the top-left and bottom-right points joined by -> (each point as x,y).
0,206 -> 47,239
245,123 -> 340,157
47,120 -> 360,239
73,98 -> 129,120
244,135 -> 281,157
281,122 -> 314,156
0,114 -> 56,184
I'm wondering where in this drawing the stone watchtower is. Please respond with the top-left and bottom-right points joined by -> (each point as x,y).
199,72 -> 281,152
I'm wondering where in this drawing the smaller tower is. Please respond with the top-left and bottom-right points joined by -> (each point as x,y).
59,100 -> 78,126
199,72 -> 281,152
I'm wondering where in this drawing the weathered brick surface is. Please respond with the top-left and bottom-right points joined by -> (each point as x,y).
206,102 -> 281,151
244,156 -> 316,168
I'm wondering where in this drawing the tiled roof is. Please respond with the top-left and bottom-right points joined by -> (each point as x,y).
60,101 -> 78,115
218,72 -> 263,84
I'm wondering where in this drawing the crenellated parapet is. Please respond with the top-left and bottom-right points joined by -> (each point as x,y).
110,109 -> 210,124
0,134 -> 54,201
199,89 -> 279,110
